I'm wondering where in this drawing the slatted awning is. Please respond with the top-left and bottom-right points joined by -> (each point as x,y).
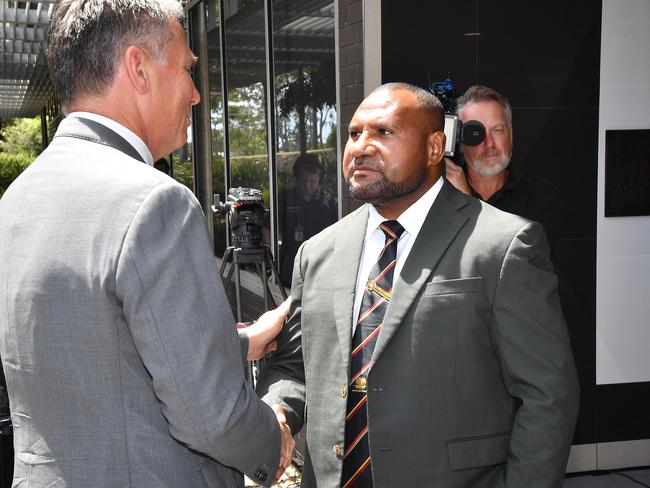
0,0 -> 55,118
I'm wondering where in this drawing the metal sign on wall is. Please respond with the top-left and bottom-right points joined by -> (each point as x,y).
605,129 -> 650,217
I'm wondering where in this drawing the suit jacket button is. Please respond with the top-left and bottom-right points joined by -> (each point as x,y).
340,384 -> 347,397
255,469 -> 267,482
333,444 -> 343,457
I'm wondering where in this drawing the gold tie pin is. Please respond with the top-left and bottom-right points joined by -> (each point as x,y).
366,279 -> 392,301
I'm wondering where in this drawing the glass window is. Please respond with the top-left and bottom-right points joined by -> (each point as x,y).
272,0 -> 338,287
206,0 -> 227,257
169,127 -> 194,190
224,0 -> 270,204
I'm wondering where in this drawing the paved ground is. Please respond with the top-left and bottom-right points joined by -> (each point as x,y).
245,464 -> 301,488
247,466 -> 650,487
564,468 -> 650,487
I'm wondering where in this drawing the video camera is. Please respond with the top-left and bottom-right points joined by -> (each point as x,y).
429,78 -> 486,158
212,187 -> 266,250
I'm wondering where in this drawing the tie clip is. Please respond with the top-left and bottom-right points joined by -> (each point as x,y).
367,279 -> 392,301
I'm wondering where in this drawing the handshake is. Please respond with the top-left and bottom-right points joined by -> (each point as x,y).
241,298 -> 296,483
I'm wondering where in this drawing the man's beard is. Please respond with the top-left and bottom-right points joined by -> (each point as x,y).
345,159 -> 427,205
466,149 -> 511,177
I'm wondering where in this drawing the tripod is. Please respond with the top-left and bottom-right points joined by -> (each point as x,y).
219,245 -> 287,386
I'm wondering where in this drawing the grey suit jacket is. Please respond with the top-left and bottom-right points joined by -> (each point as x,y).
0,116 -> 279,487
257,181 -> 579,488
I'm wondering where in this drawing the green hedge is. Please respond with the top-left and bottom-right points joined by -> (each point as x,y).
0,152 -> 33,197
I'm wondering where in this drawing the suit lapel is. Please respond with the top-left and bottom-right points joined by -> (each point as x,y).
332,206 -> 369,371
371,182 -> 471,364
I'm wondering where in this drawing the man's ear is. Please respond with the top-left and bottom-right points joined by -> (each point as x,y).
123,45 -> 151,95
428,130 -> 446,166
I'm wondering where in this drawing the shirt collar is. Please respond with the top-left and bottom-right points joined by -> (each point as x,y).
365,175 -> 444,240
468,165 -> 521,201
67,112 -> 154,166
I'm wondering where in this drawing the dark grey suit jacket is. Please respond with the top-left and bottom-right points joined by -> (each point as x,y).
0,116 -> 279,487
257,181 -> 579,488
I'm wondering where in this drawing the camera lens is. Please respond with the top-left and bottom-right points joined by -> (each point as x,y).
461,120 -> 486,146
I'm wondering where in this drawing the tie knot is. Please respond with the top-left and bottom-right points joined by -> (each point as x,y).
379,220 -> 404,240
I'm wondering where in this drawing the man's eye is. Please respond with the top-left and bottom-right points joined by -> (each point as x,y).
379,128 -> 391,135
349,131 -> 359,138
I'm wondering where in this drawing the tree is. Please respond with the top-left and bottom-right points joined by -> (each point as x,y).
0,152 -> 33,197
227,83 -> 268,157
276,62 -> 336,152
0,117 -> 43,157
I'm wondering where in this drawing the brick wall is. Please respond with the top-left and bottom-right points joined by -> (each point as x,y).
338,0 -> 365,216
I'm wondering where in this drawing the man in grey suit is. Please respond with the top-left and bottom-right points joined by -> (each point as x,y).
0,0 -> 293,486
256,83 -> 579,487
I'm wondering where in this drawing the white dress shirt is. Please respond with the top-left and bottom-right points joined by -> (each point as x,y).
352,176 -> 444,326
67,111 -> 154,166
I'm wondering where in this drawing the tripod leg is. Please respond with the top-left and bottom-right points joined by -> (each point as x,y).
232,250 -> 256,386
265,247 -> 288,300
219,247 -> 233,276
219,247 -> 235,294
260,260 -> 272,310
222,265 -> 235,294
233,249 -> 243,322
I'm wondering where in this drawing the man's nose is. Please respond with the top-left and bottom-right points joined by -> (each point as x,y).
348,131 -> 375,158
483,132 -> 496,148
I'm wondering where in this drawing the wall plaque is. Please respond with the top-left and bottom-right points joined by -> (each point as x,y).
605,129 -> 650,217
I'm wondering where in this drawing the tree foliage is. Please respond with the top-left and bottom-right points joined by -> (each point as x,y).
0,152 -> 33,197
226,83 -> 268,157
276,63 -> 336,152
0,117 -> 42,157
0,117 -> 42,195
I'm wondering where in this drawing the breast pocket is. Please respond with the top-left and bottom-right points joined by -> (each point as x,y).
423,276 -> 484,296
415,277 -> 485,321
411,277 -> 489,356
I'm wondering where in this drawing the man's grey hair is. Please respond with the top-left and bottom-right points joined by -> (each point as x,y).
47,0 -> 185,107
371,82 -> 445,131
456,85 -> 512,127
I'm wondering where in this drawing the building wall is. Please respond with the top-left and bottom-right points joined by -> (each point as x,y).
338,0 -> 365,215
590,0 -> 650,469
596,0 -> 650,386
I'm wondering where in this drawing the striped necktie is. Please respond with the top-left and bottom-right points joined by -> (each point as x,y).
341,220 -> 405,488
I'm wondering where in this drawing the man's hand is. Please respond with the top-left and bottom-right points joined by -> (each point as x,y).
445,158 -> 473,195
273,404 -> 295,483
245,298 -> 291,360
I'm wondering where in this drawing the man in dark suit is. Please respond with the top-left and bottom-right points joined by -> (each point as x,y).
278,153 -> 338,286
0,1 -> 292,486
257,82 -> 579,487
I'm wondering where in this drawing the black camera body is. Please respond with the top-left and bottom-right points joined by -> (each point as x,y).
213,187 -> 266,250
429,78 -> 486,158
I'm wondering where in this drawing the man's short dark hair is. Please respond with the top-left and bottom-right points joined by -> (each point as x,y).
456,85 -> 512,127
293,153 -> 325,181
371,82 -> 445,131
47,0 -> 185,107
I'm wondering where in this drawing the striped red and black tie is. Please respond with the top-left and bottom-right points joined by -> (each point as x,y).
341,220 -> 405,488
